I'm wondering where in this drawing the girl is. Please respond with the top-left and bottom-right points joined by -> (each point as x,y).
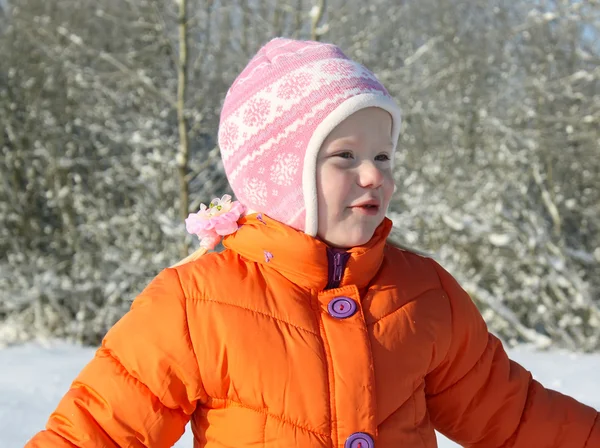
27,38 -> 598,448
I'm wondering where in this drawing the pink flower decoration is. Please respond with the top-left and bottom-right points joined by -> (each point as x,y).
185,194 -> 246,249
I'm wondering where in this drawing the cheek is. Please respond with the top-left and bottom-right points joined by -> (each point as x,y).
382,174 -> 395,204
318,167 -> 348,205
316,165 -> 328,203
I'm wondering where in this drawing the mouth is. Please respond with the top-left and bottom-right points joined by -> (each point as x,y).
350,200 -> 381,215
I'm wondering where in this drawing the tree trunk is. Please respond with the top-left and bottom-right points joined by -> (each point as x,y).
310,0 -> 326,41
177,0 -> 190,259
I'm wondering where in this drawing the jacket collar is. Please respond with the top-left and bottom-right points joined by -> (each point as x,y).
223,213 -> 393,291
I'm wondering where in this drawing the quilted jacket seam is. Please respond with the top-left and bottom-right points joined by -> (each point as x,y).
185,295 -> 320,336
208,397 -> 329,437
169,267 -> 207,404
584,413 -> 599,447
92,347 -> 176,447
367,286 -> 443,327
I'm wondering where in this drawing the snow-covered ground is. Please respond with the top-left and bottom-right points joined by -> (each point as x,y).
1,341 -> 598,447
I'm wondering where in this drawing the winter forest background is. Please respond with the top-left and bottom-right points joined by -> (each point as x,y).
0,0 -> 599,351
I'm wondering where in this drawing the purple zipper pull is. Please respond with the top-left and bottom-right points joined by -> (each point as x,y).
333,253 -> 343,283
325,248 -> 350,290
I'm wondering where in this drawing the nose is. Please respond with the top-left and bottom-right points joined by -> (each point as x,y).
357,160 -> 384,189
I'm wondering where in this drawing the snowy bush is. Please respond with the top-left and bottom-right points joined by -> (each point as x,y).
1,0 -> 599,350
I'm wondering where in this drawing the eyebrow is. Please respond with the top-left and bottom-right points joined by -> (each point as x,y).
329,138 -> 395,149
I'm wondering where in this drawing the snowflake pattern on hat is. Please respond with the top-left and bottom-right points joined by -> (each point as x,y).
218,122 -> 239,158
322,60 -> 356,76
243,98 -> 271,127
270,153 -> 300,187
277,72 -> 312,99
243,178 -> 268,207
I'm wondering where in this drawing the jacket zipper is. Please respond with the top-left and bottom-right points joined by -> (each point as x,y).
333,252 -> 343,284
325,248 -> 350,290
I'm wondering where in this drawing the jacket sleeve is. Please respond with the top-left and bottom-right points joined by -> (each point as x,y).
25,268 -> 206,448
425,260 -> 600,447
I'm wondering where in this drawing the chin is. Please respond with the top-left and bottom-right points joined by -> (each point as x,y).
333,230 -> 375,249
319,219 -> 381,249
352,234 -> 375,247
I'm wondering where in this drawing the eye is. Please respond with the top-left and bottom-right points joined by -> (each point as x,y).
335,151 -> 354,159
375,153 -> 391,162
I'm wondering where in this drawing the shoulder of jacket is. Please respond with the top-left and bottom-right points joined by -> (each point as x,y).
383,242 -> 444,287
168,249 -> 250,299
384,241 -> 434,266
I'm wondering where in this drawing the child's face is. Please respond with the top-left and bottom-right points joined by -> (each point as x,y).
316,107 -> 395,248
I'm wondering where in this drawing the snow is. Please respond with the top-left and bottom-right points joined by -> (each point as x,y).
1,342 -> 598,447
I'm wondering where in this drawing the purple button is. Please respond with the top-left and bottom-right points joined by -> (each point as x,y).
345,432 -> 374,448
328,297 -> 357,319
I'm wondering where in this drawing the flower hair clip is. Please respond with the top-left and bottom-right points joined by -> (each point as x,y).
185,194 -> 246,250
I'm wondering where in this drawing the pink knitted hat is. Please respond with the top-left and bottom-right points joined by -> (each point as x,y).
218,38 -> 402,236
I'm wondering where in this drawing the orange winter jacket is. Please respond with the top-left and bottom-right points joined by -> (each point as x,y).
27,214 -> 600,447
